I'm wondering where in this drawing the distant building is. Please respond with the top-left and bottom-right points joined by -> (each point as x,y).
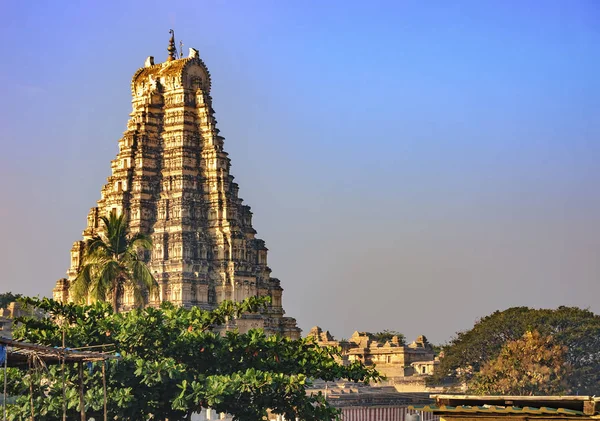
0,302 -> 44,339
190,383 -> 438,421
307,327 -> 439,379
308,381 -> 439,421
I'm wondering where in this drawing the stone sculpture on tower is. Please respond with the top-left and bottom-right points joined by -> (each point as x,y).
53,33 -> 301,338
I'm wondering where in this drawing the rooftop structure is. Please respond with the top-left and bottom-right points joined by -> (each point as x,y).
411,395 -> 600,421
307,327 -> 439,379
0,337 -> 121,420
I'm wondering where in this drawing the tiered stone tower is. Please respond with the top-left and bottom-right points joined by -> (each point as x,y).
53,34 -> 301,338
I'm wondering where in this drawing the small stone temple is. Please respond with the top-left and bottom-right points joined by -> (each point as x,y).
53,33 -> 300,338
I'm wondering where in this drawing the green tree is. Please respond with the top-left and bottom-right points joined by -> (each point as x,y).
69,213 -> 157,312
469,331 -> 570,395
430,306 -> 600,394
430,344 -> 442,356
0,292 -> 22,308
6,297 -> 380,420
371,330 -> 406,345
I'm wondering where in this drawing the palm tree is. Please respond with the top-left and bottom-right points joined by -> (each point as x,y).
70,213 -> 157,312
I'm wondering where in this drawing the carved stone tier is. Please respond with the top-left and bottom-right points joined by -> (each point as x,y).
53,45 -> 300,339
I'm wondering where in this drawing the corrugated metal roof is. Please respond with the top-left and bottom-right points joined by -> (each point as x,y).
409,404 -> 585,416
431,396 -> 594,402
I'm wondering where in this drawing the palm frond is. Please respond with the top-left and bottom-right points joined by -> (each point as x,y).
129,232 -> 153,251
128,260 -> 158,306
91,260 -> 122,302
70,264 -> 95,304
99,213 -> 128,255
112,214 -> 128,255
70,212 -> 157,311
85,239 -> 112,261
128,280 -> 147,309
91,274 -> 108,303
98,215 -> 111,233
85,235 -> 109,255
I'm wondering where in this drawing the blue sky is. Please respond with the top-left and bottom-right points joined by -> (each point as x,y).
0,0 -> 599,343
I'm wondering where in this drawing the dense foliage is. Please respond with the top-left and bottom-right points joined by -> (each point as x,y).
469,331 -> 570,395
371,330 -> 406,345
70,213 -> 157,312
0,292 -> 22,309
4,297 -> 379,420
431,306 -> 600,394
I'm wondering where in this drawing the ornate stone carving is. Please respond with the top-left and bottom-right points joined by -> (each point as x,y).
53,41 -> 300,339
307,328 -> 439,378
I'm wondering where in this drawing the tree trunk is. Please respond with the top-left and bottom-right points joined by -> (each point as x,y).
79,362 -> 85,421
28,357 -> 34,421
112,289 -> 119,313
112,279 -> 123,313
102,361 -> 107,421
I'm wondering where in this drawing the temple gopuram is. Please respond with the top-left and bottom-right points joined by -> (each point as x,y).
53,33 -> 300,338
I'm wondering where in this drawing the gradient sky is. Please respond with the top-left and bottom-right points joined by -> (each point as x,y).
1,0 -> 599,344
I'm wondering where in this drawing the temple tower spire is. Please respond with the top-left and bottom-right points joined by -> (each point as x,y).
167,29 -> 177,61
53,39 -> 301,339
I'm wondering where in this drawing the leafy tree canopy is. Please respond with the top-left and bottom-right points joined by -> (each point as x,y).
0,292 -> 22,309
469,330 -> 570,395
431,306 -> 600,394
4,297 -> 380,420
429,344 -> 442,356
371,330 -> 406,345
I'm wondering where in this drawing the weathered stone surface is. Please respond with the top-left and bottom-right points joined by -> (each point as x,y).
53,42 -> 300,339
307,327 -> 438,378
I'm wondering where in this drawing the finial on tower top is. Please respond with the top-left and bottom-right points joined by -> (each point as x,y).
167,29 -> 177,61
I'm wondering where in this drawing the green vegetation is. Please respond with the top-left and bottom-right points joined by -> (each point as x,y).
430,344 -> 442,356
0,292 -> 22,309
371,330 -> 405,345
3,296 -> 380,420
469,330 -> 570,395
69,214 -> 158,312
430,306 -> 600,395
